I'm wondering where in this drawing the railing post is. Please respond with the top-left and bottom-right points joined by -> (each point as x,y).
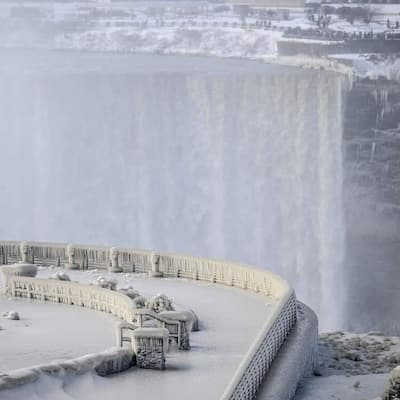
65,245 -> 79,270
149,252 -> 163,278
108,247 -> 122,273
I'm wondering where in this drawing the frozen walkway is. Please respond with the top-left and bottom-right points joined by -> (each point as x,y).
0,268 -> 275,400
0,293 -> 118,371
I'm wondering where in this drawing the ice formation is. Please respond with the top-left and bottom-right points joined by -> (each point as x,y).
0,54 -> 348,330
94,276 -> 118,291
50,271 -> 70,281
146,293 -> 175,314
3,311 -> 19,320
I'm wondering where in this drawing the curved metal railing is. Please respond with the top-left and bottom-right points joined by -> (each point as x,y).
0,240 -> 297,400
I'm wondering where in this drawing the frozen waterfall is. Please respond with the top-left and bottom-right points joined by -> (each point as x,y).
0,51 -> 348,330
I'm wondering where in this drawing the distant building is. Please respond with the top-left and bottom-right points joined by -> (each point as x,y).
229,0 -> 306,8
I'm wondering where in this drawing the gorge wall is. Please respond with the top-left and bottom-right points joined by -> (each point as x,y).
344,80 -> 400,334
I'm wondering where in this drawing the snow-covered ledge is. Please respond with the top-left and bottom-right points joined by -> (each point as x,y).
0,347 -> 134,391
0,240 -> 302,400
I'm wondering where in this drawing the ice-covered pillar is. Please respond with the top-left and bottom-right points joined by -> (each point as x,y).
19,242 -> 32,264
132,328 -> 169,369
149,252 -> 163,278
109,247 -> 122,273
65,245 -> 79,270
0,242 -> 37,294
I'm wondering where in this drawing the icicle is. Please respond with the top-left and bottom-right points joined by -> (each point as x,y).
370,142 -> 377,162
383,162 -> 390,178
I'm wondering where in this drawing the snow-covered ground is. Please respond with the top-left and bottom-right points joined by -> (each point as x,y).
295,373 -> 387,400
0,1 -> 399,79
294,331 -> 400,400
57,27 -> 283,60
0,267 -> 275,400
330,53 -> 400,81
0,295 -> 118,371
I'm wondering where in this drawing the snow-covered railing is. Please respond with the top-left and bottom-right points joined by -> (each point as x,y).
221,290 -> 297,400
0,240 -> 296,400
6,276 -> 135,322
0,241 -> 151,272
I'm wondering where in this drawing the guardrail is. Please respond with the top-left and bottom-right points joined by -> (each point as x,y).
6,276 -> 135,322
0,240 -> 297,400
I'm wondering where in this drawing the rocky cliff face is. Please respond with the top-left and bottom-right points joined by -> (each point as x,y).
343,80 -> 400,334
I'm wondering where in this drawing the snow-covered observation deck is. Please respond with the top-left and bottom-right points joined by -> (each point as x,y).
0,241 -> 309,400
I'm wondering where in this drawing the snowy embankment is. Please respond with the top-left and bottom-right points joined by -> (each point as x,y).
58,27 -> 283,61
58,27 -> 400,80
56,27 -> 358,77
331,54 -> 400,81
295,331 -> 400,400
3,22 -> 396,80
0,348 -> 133,391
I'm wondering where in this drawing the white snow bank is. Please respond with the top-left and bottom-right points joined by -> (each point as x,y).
56,28 -> 359,78
3,310 -> 19,320
330,54 -> 400,81
353,56 -> 400,82
0,347 -> 133,391
57,27 -> 283,61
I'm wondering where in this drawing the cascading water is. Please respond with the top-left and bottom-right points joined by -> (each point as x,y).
0,50 -> 348,330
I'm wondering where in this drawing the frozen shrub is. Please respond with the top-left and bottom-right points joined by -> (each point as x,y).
146,293 -> 175,313
4,311 -> 19,320
119,287 -> 146,308
51,271 -> 71,281
382,366 -> 400,400
119,286 -> 140,299
94,276 -> 117,291
345,351 -> 362,361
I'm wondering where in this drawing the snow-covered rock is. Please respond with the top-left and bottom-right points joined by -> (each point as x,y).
94,276 -> 117,291
145,293 -> 174,314
50,271 -> 70,281
118,287 -> 146,308
3,311 -> 19,321
0,347 -> 134,390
